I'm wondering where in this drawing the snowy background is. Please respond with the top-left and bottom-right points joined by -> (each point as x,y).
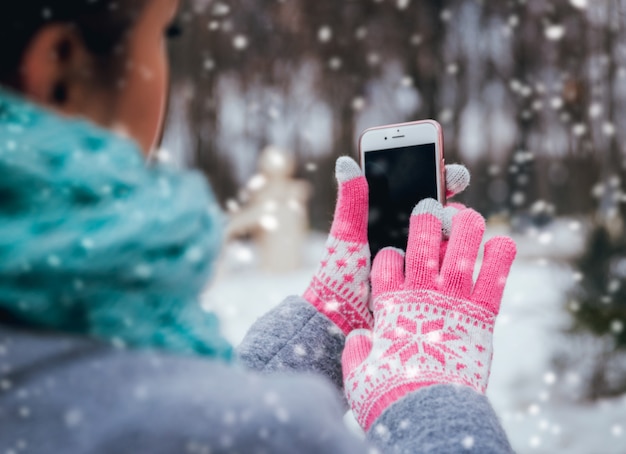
203,221 -> 626,454
160,0 -> 626,451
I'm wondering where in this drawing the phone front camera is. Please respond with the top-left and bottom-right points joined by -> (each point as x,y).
385,137 -> 388,140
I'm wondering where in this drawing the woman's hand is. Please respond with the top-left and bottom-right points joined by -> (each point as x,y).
342,199 -> 516,431
302,157 -> 471,336
302,157 -> 373,335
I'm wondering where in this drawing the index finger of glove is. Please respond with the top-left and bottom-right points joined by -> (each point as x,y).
329,157 -> 369,244
440,208 -> 485,298
405,199 -> 444,289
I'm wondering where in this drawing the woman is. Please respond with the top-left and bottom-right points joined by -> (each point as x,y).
0,1 -> 517,452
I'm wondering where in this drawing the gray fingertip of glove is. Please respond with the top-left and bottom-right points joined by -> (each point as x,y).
411,198 -> 444,219
384,247 -> 406,257
442,206 -> 460,238
335,156 -> 363,183
375,246 -> 406,258
445,164 -> 470,196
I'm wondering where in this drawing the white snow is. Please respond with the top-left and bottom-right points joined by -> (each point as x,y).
545,25 -> 566,41
570,0 -> 588,10
318,26 -> 333,43
204,219 -> 626,453
232,35 -> 249,50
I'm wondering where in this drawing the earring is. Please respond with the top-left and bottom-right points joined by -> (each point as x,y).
52,82 -> 68,104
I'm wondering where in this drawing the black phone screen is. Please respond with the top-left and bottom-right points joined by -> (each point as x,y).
364,143 -> 438,257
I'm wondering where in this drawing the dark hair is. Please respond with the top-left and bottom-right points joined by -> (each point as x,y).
0,1 -> 147,89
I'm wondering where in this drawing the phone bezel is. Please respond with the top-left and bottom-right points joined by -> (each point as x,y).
359,119 -> 446,204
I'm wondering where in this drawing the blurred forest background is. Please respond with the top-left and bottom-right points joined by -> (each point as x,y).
163,0 -> 626,400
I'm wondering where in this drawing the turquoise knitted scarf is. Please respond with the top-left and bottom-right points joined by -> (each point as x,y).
0,89 -> 233,360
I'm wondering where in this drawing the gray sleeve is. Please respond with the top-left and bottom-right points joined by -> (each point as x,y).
0,333 -> 367,454
92,361 -> 368,454
1,328 -> 512,454
237,295 -> 346,391
366,384 -> 514,454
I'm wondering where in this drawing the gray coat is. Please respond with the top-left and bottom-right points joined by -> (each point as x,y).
0,296 -> 513,453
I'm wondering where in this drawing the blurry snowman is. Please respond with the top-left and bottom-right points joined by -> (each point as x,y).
227,146 -> 311,273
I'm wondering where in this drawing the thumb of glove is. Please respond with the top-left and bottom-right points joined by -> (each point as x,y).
330,156 -> 369,243
445,164 -> 470,198
342,329 -> 373,381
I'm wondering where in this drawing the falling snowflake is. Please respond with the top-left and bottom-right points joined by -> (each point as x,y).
538,232 -> 553,245
572,123 -> 587,136
374,423 -> 390,439
570,0 -> 588,9
410,34 -> 422,45
293,344 -> 306,356
259,214 -> 279,231
47,255 -> 61,268
439,109 -> 453,124
233,35 -> 249,50
529,435 -> 542,448
275,407 -> 290,423
134,264 -> 153,279
212,2 -> 231,16
352,97 -> 366,111
318,26 -> 332,43
589,103 -> 602,118
329,57 -> 342,70
154,147 -> 173,163
401,76 -> 413,87
569,221 -> 582,231
367,52 -> 381,66
603,122 -> 616,136
247,174 -> 266,191
461,436 -> 475,449
268,106 -> 280,119
543,371 -> 557,385
64,409 -> 83,428
233,244 -> 254,263
185,247 -> 204,264
203,58 -> 216,71
545,24 -> 565,41
355,26 -> 367,40
397,0 -> 410,10
528,403 -> 541,415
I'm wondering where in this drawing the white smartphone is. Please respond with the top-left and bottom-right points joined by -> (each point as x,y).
359,120 -> 446,258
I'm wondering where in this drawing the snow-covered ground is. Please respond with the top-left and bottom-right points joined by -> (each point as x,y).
203,219 -> 626,454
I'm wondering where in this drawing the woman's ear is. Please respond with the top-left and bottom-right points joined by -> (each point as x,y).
20,24 -> 92,110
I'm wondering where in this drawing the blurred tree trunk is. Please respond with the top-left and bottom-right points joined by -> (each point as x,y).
163,0 -> 626,222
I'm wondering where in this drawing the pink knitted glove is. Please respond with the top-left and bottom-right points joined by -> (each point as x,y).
303,158 -> 471,335
342,199 -> 516,431
303,157 -> 373,335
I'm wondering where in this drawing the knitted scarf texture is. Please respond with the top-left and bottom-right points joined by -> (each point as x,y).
0,88 -> 233,360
